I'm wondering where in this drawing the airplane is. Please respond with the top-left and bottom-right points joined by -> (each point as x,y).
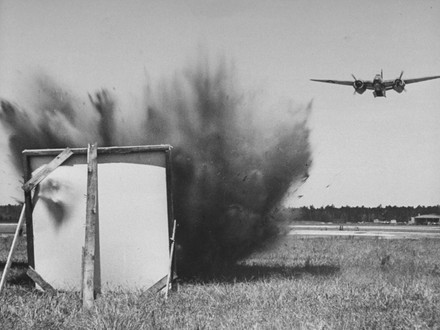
311,71 -> 440,97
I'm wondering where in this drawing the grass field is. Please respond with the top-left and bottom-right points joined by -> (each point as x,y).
1,234 -> 440,329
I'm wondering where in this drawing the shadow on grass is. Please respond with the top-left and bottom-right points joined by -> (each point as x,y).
0,261 -> 33,286
185,263 -> 341,284
1,262 -> 341,287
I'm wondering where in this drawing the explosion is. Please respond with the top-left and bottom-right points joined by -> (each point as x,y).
0,59 -> 312,277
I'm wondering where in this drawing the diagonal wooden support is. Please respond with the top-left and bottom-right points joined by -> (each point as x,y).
82,143 -> 100,310
142,273 -> 178,297
0,205 -> 26,294
26,266 -> 56,294
22,148 -> 73,192
147,275 -> 168,294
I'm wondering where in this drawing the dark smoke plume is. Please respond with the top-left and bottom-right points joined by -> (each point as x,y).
0,59 -> 312,277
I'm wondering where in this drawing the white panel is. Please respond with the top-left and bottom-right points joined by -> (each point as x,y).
98,163 -> 169,289
33,165 -> 87,290
33,162 -> 169,291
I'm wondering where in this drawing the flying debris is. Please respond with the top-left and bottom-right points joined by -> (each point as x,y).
311,71 -> 440,97
0,60 -> 313,277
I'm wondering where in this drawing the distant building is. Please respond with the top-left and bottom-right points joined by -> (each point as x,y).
390,219 -> 397,225
412,214 -> 440,225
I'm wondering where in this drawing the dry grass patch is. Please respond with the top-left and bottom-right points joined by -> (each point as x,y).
1,235 -> 440,329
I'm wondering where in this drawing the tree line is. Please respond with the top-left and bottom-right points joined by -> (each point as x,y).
2,203 -> 440,224
0,204 -> 22,223
279,205 -> 440,223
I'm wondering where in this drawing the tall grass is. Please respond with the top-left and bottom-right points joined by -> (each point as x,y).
1,236 -> 440,329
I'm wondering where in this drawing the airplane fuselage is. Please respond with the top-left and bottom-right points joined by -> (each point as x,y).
372,74 -> 386,97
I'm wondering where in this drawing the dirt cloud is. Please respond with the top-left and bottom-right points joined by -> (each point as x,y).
0,58 -> 312,277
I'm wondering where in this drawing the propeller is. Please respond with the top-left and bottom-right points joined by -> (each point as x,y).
393,70 -> 407,93
352,74 -> 357,95
399,71 -> 406,92
351,74 -> 366,95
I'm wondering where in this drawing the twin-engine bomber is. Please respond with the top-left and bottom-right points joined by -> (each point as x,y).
311,71 -> 440,97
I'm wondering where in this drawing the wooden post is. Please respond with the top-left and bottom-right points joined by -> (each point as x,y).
82,143 -> 99,309
23,153 -> 35,270
0,205 -> 26,294
165,219 -> 177,298
80,247 -> 85,300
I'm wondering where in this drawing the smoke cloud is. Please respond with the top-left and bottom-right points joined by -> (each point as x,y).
0,58 -> 312,277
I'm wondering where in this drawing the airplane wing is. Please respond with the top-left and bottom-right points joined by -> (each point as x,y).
383,75 -> 440,90
383,81 -> 396,90
311,79 -> 375,90
310,79 -> 353,86
403,75 -> 440,84
363,81 -> 374,89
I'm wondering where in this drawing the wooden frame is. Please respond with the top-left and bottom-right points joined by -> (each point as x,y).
22,145 -> 176,290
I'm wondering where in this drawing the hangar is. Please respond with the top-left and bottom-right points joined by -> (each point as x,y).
412,214 -> 440,225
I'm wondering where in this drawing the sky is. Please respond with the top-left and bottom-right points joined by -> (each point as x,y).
1,0 -> 439,207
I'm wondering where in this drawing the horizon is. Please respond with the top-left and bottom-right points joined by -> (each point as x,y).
1,202 -> 440,209
1,0 -> 439,207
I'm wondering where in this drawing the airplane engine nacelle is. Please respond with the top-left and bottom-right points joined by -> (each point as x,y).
353,80 -> 367,94
393,79 -> 405,93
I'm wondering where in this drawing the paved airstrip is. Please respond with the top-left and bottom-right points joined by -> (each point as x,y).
0,223 -> 21,235
289,224 -> 440,239
2,223 -> 440,239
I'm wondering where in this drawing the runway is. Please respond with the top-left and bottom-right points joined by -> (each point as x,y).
288,224 -> 440,239
3,222 -> 440,239
0,223 -> 22,235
